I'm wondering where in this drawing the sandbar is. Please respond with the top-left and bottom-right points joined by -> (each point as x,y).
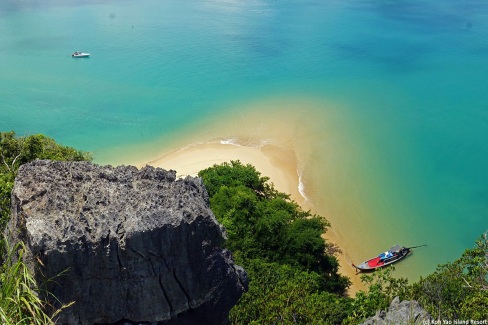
145,141 -> 303,204
136,96 -> 366,295
142,139 -> 365,295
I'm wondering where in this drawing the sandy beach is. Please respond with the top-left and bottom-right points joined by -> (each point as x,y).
141,135 -> 365,295
127,96 -> 369,295
145,141 -> 304,205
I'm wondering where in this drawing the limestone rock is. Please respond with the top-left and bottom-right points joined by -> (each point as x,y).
7,160 -> 248,324
360,296 -> 432,325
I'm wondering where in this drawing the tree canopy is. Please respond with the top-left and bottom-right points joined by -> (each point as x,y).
199,160 -> 352,323
1,133 -> 486,323
230,259 -> 351,324
0,131 -> 91,231
408,231 -> 488,320
199,160 -> 488,323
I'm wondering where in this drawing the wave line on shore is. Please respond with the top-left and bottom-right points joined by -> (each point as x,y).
219,137 -> 271,148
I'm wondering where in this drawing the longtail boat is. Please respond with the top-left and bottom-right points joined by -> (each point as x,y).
352,244 -> 426,272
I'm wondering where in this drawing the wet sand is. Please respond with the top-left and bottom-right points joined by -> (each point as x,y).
144,141 -> 304,205
141,136 -> 365,295
128,96 -> 370,295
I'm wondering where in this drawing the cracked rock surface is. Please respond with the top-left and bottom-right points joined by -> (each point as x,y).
360,297 -> 432,325
7,160 -> 248,325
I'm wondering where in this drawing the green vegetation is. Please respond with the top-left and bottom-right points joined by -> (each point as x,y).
343,266 -> 409,324
0,131 -> 91,231
408,232 -> 488,320
0,238 -> 74,324
199,161 -> 350,294
343,233 -> 488,324
200,160 -> 488,324
1,132 -> 487,324
230,259 -> 351,324
199,161 -> 352,323
0,238 -> 52,324
0,131 -> 91,324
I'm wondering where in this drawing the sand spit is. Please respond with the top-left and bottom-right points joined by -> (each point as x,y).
136,96 -> 366,294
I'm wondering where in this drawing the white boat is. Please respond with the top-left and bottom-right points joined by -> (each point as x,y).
72,52 -> 90,58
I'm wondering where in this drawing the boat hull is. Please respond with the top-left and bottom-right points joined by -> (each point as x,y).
72,52 -> 90,58
354,247 -> 411,272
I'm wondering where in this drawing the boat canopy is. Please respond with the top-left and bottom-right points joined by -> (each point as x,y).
390,245 -> 402,253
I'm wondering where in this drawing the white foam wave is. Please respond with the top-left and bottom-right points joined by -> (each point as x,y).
219,137 -> 271,148
297,172 -> 309,202
220,138 -> 240,146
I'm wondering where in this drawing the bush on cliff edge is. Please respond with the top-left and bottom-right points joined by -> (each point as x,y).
0,131 -> 91,324
0,131 -> 91,230
199,161 -> 352,323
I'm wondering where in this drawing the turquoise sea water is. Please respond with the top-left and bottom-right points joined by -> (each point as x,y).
1,0 -> 487,281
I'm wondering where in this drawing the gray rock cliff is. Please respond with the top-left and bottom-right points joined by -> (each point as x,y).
7,160 -> 248,325
360,296 -> 432,325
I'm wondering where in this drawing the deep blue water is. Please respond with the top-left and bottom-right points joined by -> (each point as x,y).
1,0 -> 487,281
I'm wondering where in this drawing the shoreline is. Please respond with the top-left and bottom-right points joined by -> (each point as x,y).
141,139 -> 365,295
143,140 -> 305,206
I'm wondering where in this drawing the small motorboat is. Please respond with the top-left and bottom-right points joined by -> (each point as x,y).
352,244 -> 425,272
72,52 -> 90,58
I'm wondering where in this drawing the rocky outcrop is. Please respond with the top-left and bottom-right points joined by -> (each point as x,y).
7,160 -> 248,325
360,296 -> 432,325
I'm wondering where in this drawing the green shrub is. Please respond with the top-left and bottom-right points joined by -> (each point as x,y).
409,231 -> 488,320
344,267 -> 409,324
0,131 -> 90,324
0,238 -> 73,325
0,131 -> 91,231
230,259 -> 352,325
199,161 -> 488,323
199,160 -> 350,294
